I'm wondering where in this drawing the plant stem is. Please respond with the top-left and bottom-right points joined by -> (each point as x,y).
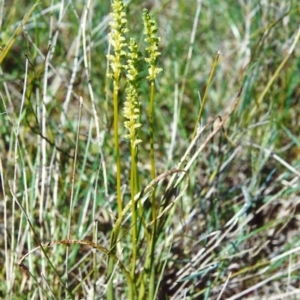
130,144 -> 138,299
147,76 -> 158,300
107,62 -> 123,300
114,82 -> 123,219
149,77 -> 156,182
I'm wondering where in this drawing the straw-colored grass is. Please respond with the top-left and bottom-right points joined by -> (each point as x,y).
1,1 -> 300,299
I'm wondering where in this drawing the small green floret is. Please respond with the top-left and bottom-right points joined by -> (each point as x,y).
143,9 -> 163,81
107,0 -> 128,79
123,38 -> 142,146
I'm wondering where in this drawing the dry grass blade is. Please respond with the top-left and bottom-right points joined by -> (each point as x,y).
10,186 -> 73,298
18,238 -> 132,288
114,169 -> 188,237
0,1 -> 40,64
173,86 -> 243,189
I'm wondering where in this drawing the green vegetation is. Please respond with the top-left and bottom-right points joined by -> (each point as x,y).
1,0 -> 300,299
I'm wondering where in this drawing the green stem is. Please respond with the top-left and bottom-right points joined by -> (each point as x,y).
148,223 -> 157,300
114,82 -> 123,219
107,70 -> 122,300
147,76 -> 157,300
130,144 -> 138,299
149,78 -> 156,181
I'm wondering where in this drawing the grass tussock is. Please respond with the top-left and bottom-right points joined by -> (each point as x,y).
1,0 -> 300,299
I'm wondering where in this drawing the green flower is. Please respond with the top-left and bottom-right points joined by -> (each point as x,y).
107,0 -> 128,79
123,39 -> 142,146
143,9 -> 163,81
